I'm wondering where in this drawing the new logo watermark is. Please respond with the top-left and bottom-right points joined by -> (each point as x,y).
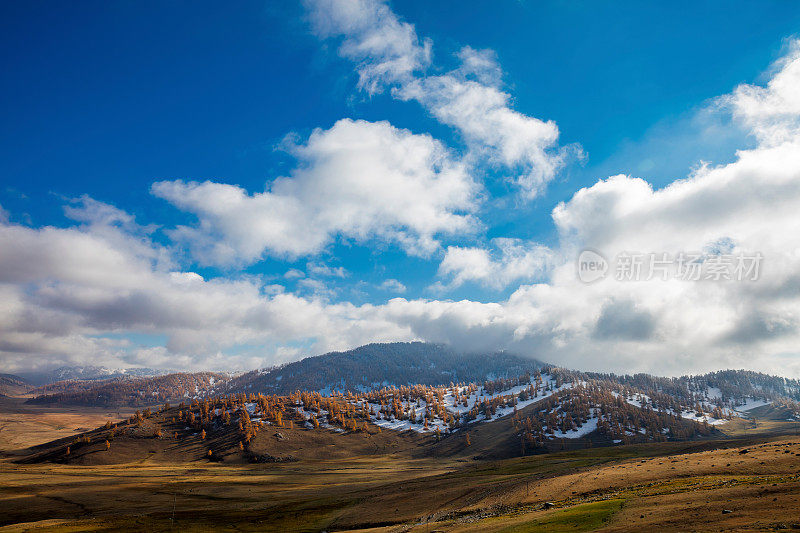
577,249 -> 609,283
577,250 -> 762,283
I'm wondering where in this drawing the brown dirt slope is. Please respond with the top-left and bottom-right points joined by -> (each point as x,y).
12,404 -> 429,466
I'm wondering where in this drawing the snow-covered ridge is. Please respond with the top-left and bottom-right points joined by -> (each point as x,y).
266,374 -> 568,436
303,372 -> 787,441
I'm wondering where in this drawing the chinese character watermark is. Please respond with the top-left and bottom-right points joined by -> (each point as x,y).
577,250 -> 762,283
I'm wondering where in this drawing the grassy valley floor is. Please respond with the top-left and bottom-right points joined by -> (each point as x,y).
2,435 -> 800,532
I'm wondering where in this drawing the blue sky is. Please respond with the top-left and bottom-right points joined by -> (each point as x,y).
2,1 -> 800,375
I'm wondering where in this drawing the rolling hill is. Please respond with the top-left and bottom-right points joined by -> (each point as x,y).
0,374 -> 31,397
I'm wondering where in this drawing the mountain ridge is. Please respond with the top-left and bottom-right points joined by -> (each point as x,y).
21,342 -> 800,428
219,342 -> 546,396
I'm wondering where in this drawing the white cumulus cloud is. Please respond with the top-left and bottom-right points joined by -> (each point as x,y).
306,0 -> 572,198
152,119 -> 479,266
437,238 -> 554,290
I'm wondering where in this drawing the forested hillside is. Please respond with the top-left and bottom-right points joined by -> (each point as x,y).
221,342 -> 544,395
558,368 -> 800,409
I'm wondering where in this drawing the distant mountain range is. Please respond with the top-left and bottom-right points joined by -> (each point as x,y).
15,365 -> 170,386
26,372 -> 227,407
17,342 -> 800,427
